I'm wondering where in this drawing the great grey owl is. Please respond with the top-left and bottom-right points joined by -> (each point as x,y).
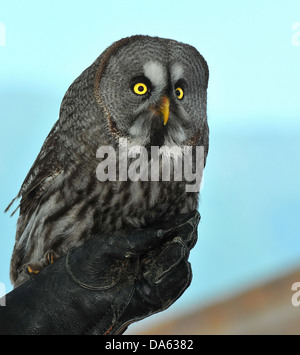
7,35 -> 209,287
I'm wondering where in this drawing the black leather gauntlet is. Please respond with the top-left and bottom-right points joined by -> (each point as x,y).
0,210 -> 200,335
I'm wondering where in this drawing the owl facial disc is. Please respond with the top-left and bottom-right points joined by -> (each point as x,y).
95,35 -> 208,149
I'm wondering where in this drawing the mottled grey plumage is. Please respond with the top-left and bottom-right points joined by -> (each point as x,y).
8,35 -> 209,287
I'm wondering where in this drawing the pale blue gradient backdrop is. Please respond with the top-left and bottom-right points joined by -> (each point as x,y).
1,0 -> 300,330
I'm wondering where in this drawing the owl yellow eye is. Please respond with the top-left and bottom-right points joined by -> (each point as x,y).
175,87 -> 184,100
133,82 -> 148,95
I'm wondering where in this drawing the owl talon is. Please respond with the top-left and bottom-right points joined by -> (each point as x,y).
47,251 -> 54,264
27,266 -> 39,275
45,250 -> 59,265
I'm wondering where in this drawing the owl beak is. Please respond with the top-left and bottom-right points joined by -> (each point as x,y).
160,96 -> 170,125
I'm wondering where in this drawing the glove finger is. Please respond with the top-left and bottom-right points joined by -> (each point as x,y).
156,261 -> 192,307
154,210 -> 200,250
143,238 -> 189,284
136,260 -> 192,309
107,210 -> 200,256
108,228 -> 162,256
150,210 -> 200,232
170,220 -> 198,250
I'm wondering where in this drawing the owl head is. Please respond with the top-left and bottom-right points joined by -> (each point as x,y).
59,35 -> 209,161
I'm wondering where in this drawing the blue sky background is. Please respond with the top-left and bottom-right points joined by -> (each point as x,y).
1,0 -> 300,331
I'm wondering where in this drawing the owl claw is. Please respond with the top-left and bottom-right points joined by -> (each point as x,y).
45,250 -> 59,265
16,251 -> 59,286
27,266 -> 40,275
24,251 -> 58,276
46,251 -> 54,264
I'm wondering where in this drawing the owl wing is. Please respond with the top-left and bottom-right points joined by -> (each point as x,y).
6,120 -> 62,234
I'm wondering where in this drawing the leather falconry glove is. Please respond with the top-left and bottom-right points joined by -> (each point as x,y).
0,210 -> 200,335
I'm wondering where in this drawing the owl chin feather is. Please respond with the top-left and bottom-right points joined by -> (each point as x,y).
128,108 -> 186,149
